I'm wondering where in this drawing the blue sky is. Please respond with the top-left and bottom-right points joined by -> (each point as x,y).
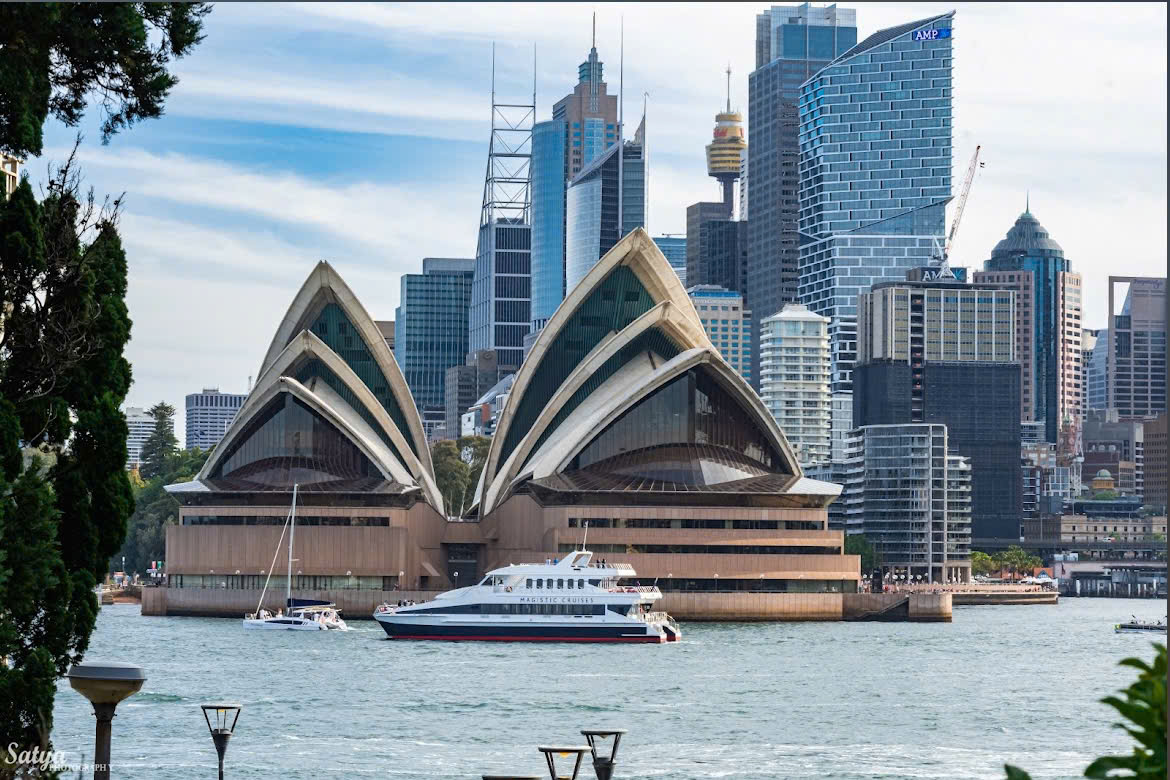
26,2 -> 1168,442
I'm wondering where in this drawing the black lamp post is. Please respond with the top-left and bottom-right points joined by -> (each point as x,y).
536,745 -> 591,780
581,729 -> 626,780
200,703 -> 241,780
67,661 -> 146,780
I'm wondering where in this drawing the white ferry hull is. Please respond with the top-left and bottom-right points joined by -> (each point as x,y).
374,614 -> 665,643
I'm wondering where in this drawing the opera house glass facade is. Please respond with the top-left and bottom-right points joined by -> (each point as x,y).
163,239 -> 863,620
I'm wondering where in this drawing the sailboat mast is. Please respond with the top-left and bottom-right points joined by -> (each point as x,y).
287,483 -> 298,608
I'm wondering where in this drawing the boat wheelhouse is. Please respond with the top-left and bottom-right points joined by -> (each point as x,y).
374,550 -> 680,643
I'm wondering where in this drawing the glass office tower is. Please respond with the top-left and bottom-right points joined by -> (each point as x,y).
746,4 -> 857,346
530,120 -> 567,330
796,12 -> 954,393
564,119 -> 647,290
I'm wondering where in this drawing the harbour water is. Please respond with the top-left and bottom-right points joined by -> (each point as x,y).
51,599 -> 1163,779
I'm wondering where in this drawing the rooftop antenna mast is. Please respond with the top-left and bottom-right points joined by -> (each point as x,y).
478,41 -> 535,229
617,15 -> 625,236
726,63 -> 732,112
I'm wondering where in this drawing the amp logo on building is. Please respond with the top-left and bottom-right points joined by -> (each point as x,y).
913,28 -> 952,41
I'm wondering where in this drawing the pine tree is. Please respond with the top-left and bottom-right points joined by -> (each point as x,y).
0,157 -> 134,764
139,402 -> 178,480
0,3 -> 211,158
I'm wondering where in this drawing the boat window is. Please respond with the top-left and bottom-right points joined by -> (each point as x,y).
545,579 -> 553,589
588,579 -> 600,586
557,579 -> 564,589
526,578 -> 533,588
535,579 -> 542,589
479,576 -> 492,586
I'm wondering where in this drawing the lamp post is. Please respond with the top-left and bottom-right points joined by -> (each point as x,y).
67,661 -> 146,780
200,703 -> 241,780
581,729 -> 627,780
536,746 -> 590,780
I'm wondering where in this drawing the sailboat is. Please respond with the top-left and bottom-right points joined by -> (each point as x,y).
242,484 -> 348,631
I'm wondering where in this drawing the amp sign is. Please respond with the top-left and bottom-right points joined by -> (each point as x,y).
913,28 -> 952,42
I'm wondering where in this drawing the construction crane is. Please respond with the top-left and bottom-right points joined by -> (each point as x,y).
934,144 -> 982,266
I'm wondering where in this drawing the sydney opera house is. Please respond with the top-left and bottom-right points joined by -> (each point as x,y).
162,229 -> 865,620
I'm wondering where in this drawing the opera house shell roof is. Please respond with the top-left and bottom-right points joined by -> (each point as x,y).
475,228 -> 839,517
168,261 -> 443,512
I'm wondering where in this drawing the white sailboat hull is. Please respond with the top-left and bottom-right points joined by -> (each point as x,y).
242,616 -> 326,630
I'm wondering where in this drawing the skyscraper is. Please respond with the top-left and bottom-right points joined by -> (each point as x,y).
688,285 -> 752,383
529,24 -> 620,329
468,54 -> 534,370
1084,327 -> 1107,411
760,303 -> 831,466
530,120 -> 567,330
396,257 -> 476,440
652,235 -> 687,286
853,271 -> 1022,540
185,388 -> 246,451
796,11 -> 954,395
840,423 -> 972,583
1107,276 -> 1167,420
746,4 -> 857,339
124,405 -> 158,471
564,116 -> 647,289
972,206 -> 1083,442
687,204 -> 747,294
2,153 -> 18,199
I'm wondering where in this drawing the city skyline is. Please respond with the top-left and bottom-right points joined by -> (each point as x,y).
20,2 -> 1166,436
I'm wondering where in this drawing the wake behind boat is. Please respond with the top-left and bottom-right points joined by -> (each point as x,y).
1114,616 -> 1167,634
242,483 -> 348,631
374,549 -> 680,643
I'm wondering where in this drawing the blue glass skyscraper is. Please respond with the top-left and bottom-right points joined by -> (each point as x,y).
746,5 -> 857,329
652,235 -> 687,286
797,12 -> 954,393
530,120 -> 567,329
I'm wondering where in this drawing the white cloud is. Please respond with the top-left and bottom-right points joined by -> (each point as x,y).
27,2 -> 1165,435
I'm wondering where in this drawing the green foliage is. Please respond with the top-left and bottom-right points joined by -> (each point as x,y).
1083,643 -> 1167,779
139,400 -> 178,480
993,545 -> 1042,580
1094,490 -> 1120,500
1005,643 -> 1166,780
430,436 -> 492,518
0,2 -> 211,158
432,440 -> 468,518
971,550 -> 997,577
115,447 -> 209,574
844,533 -> 880,572
457,435 -> 491,512
0,153 -> 133,764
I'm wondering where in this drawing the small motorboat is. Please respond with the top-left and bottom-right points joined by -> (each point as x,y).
1114,615 -> 1167,634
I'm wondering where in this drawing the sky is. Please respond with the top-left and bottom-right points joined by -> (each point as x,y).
26,2 -> 1168,443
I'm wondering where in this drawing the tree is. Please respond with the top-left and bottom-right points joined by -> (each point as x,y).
1006,643 -> 1166,779
0,3 -> 211,158
431,440 -> 469,519
0,156 -> 133,763
995,545 -> 1042,581
971,550 -> 996,577
115,447 -> 208,574
138,400 -> 177,480
844,533 -> 881,573
456,435 -> 491,514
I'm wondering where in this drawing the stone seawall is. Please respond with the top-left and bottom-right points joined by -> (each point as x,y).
143,588 -> 953,622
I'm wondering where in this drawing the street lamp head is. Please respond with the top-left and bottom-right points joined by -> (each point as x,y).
581,728 -> 627,779
68,661 -> 146,706
201,703 -> 242,767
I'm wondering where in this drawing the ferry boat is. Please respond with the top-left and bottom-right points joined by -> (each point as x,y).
1114,616 -> 1167,634
373,550 -> 680,643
